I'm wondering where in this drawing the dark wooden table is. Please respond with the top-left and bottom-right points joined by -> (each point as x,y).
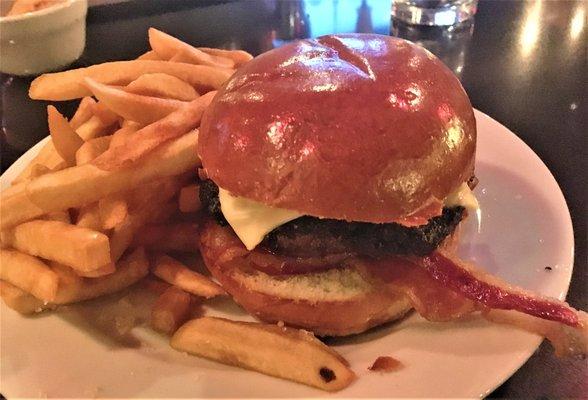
1,0 -> 586,398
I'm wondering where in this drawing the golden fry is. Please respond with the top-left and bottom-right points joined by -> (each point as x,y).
47,105 -> 84,166
0,281 -> 54,315
75,136 -> 112,165
99,196 -> 128,230
70,96 -> 97,130
91,102 -> 121,126
152,254 -> 225,298
171,317 -> 356,391
29,60 -> 233,100
0,249 -> 58,301
109,126 -> 138,149
12,141 -> 66,184
76,203 -> 103,231
0,131 -> 199,230
42,210 -> 71,224
76,115 -> 116,140
108,176 -> 183,262
84,78 -> 188,125
126,73 -> 199,101
136,50 -> 161,61
148,28 -> 234,69
93,92 -> 213,170
2,220 -> 111,272
75,263 -> 116,278
178,184 -> 201,213
150,286 -> 193,335
198,47 -> 253,67
51,247 -> 148,304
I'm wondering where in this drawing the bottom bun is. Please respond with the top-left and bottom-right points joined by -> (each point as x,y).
199,221 -> 413,336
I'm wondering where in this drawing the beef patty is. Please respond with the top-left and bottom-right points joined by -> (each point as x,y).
200,180 -> 465,258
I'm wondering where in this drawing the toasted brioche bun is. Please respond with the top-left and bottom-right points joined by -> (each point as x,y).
199,34 -> 476,223
200,220 -> 413,336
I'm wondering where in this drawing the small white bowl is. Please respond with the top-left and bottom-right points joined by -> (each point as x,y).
0,0 -> 88,76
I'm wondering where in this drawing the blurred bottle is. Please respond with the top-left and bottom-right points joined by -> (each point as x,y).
273,0 -> 311,47
356,0 -> 374,33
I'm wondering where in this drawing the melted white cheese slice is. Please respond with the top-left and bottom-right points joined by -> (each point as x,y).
218,188 -> 302,250
219,183 -> 479,250
444,182 -> 479,211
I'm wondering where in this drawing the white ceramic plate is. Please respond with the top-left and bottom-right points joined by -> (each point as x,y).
0,110 -> 574,398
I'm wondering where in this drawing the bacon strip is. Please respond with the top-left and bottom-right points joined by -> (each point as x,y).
359,257 -> 477,322
484,309 -> 588,357
419,252 -> 581,327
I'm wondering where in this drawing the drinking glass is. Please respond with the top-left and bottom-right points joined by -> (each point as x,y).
392,0 -> 478,26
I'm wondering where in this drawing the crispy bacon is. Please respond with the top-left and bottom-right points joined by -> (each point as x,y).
419,252 -> 581,327
359,253 -> 586,356
484,309 -> 588,357
359,257 -> 477,322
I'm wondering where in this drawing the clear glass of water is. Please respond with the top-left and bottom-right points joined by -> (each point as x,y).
392,0 -> 478,26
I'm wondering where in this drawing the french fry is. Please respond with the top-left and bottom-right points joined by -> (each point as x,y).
51,247 -> 148,304
75,135 -> 112,165
0,249 -> 58,301
1,220 -> 111,273
168,49 -> 195,64
70,96 -> 97,130
178,184 -> 201,213
99,196 -> 128,230
150,286 -> 193,335
93,92 -> 214,170
136,50 -> 161,61
76,203 -> 103,231
109,218 -> 136,263
109,126 -> 137,149
198,47 -> 253,67
0,188 -> 46,229
84,78 -> 188,125
12,141 -> 66,184
0,281 -> 54,315
47,105 -> 85,166
91,102 -> 121,126
148,28 -> 235,69
29,60 -> 233,100
109,176 -> 183,262
171,317 -> 356,391
133,223 -> 199,253
141,276 -> 171,294
76,115 -> 116,140
0,131 -> 199,229
121,119 -> 143,130
152,254 -> 225,298
42,210 -> 71,224
126,73 -> 199,101
75,263 -> 116,278
30,164 -> 53,178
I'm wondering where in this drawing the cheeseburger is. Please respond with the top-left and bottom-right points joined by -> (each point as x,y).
197,34 -> 586,352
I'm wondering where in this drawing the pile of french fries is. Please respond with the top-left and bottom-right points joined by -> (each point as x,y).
0,28 -> 356,392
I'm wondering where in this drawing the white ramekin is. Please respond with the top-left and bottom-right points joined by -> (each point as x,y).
0,0 -> 88,76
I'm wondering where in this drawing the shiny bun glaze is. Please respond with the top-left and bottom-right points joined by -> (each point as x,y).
199,34 -> 476,222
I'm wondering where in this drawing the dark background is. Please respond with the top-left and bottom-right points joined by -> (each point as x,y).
1,0 -> 586,398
